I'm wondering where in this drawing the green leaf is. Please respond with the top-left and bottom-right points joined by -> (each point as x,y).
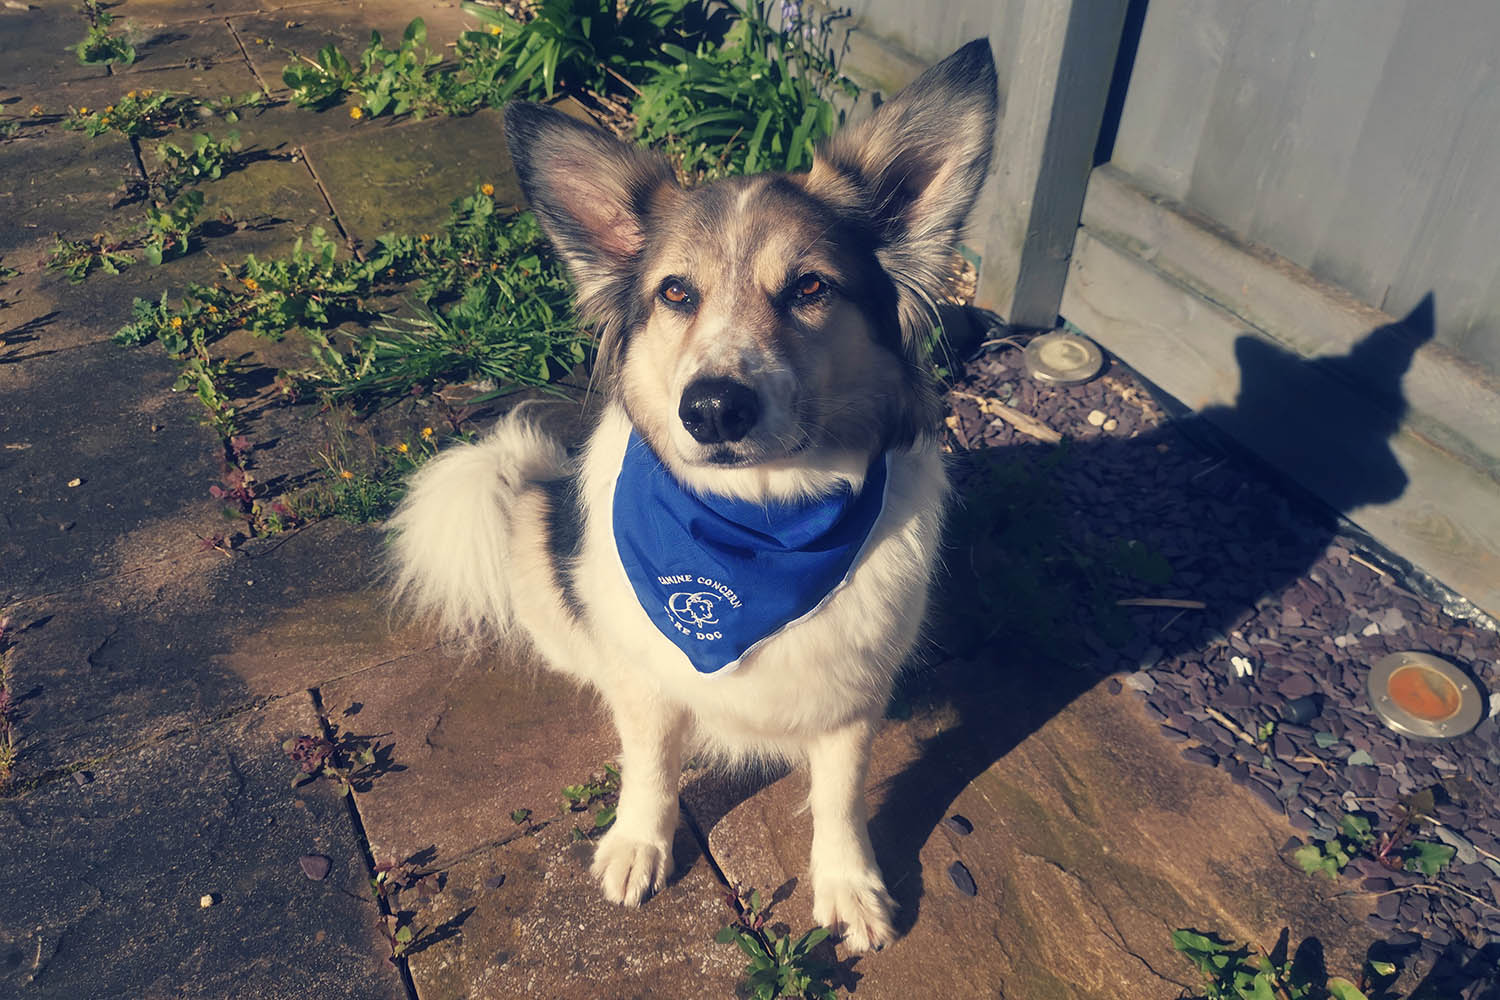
1293,844 -> 1328,875
714,925 -> 739,945
1327,978 -> 1369,1000
1314,731 -> 1337,748
394,925 -> 413,944
734,933 -> 764,960
1241,972 -> 1277,1000
1405,840 -> 1455,876
1366,959 -> 1396,977
1339,814 -> 1373,844
1347,749 -> 1375,766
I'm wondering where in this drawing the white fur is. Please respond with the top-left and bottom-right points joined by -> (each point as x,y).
387,411 -> 569,644
391,403 -> 945,951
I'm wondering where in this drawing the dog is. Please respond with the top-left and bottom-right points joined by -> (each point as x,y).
390,39 -> 997,952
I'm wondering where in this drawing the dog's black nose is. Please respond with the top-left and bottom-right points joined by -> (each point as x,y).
678,377 -> 760,444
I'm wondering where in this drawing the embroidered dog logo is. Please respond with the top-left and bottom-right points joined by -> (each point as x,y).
667,591 -> 719,629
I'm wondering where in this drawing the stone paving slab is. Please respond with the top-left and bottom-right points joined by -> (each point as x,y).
0,4 -> 111,89
687,677 -> 1381,999
113,10 -> 245,71
306,108 -> 522,246
0,338 -> 222,602
0,127 -> 138,257
319,647 -> 617,865
0,691 -> 404,1000
403,821 -> 743,999
3,520 -> 403,776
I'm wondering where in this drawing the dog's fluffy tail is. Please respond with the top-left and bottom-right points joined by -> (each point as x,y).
388,409 -> 570,645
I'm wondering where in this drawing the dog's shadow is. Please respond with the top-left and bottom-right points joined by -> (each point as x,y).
863,293 -> 1496,994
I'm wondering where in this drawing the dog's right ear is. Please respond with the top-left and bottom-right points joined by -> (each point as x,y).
503,102 -> 677,329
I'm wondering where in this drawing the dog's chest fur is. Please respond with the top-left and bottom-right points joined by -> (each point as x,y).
509,405 -> 946,757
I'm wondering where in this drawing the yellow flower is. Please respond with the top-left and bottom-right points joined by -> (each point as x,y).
78,107 -> 89,115
339,469 -> 354,480
349,106 -> 364,120
142,89 -> 153,97
488,24 -> 502,34
396,443 -> 410,454
420,233 -> 432,242
420,426 -> 434,439
206,304 -> 218,314
170,316 -> 183,329
243,277 -> 260,292
127,90 -> 137,99
481,182 -> 495,197
29,104 -> 43,116
105,105 -> 113,113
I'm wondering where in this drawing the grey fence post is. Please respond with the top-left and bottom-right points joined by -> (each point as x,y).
974,0 -> 1129,330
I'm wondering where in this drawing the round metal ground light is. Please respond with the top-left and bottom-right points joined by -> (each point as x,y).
1366,651 -> 1484,740
1023,331 -> 1105,385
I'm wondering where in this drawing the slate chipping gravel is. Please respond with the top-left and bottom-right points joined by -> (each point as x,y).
944,338 -> 1500,996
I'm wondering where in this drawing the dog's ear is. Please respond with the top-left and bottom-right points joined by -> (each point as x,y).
503,102 -> 677,337
807,39 -> 998,350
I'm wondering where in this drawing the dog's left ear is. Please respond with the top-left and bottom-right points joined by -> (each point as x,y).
807,39 -> 998,348
503,102 -> 677,355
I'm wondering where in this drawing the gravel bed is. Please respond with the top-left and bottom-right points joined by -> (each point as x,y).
944,339 -> 1500,995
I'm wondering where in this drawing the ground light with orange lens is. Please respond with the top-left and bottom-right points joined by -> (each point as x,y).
1366,651 -> 1484,740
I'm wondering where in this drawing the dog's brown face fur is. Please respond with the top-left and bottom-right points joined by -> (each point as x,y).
505,40 -> 998,482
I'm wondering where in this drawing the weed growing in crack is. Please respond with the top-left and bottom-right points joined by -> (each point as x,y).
283,724 -> 382,797
44,192 -> 208,280
716,884 -> 839,1000
64,89 -> 266,140
45,232 -> 136,281
73,0 -> 135,66
1172,928 -> 1397,1000
149,132 -> 243,203
369,854 -> 444,965
563,761 -> 621,839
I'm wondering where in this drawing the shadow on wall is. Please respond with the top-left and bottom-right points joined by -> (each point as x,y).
861,293 -> 1496,997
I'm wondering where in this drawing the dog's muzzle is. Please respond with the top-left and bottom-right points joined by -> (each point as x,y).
678,377 -> 761,444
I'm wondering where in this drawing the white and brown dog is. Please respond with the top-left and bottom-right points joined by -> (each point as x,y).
391,39 -> 997,952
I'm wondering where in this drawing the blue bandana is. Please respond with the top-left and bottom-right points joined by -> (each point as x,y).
613,433 -> 889,676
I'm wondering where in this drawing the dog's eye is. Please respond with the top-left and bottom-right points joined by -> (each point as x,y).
659,279 -> 692,307
793,273 -> 827,300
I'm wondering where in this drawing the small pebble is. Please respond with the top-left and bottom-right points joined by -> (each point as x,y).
200,893 -> 216,908
483,874 -> 506,890
948,861 -> 977,897
67,477 -> 83,488
943,814 -> 973,836
1102,418 -> 1118,432
299,854 -> 332,881
72,770 -> 91,786
1086,409 -> 1107,427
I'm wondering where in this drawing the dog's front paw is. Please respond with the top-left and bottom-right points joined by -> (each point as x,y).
812,871 -> 896,953
590,827 -> 674,907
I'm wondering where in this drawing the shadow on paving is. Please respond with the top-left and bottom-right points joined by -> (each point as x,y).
843,294 -> 1496,997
